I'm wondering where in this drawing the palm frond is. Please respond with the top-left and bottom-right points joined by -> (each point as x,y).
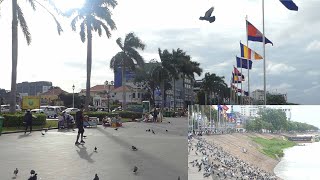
63,8 -> 79,17
71,15 -> 82,31
110,51 -> 125,70
17,4 -> 31,45
93,20 -> 103,36
33,0 -> 63,34
116,37 -> 123,50
124,32 -> 145,50
92,18 -> 111,38
26,0 -> 36,11
80,21 -> 86,43
99,0 -> 118,9
93,6 -> 116,31
43,0 -> 64,15
126,48 -> 144,68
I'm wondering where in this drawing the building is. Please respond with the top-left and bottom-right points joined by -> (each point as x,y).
17,81 -> 52,96
79,84 -> 115,107
40,87 -> 67,106
239,105 -> 292,120
252,89 -> 265,102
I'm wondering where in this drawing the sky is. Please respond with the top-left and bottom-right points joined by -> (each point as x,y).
231,105 -> 320,128
0,0 -> 319,104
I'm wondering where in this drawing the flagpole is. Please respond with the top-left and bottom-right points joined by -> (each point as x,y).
230,77 -> 232,104
262,0 -> 266,105
240,44 -> 243,105
246,15 -> 250,105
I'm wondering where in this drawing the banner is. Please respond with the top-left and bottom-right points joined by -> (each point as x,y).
22,96 -> 40,110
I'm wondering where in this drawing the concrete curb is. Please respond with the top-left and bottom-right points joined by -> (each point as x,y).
1,127 -> 59,135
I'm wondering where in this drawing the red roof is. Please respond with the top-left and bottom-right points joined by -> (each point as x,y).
80,85 -> 114,93
112,85 -> 133,93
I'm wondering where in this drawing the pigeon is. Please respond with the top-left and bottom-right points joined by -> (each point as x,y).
114,128 -> 118,131
152,130 -> 155,134
147,129 -> 151,132
41,132 -> 45,136
166,129 -> 168,132
13,168 -> 18,176
168,121 -> 171,123
133,166 -> 138,173
93,173 -> 99,180
199,7 -> 216,23
94,146 -> 97,152
132,146 -> 138,151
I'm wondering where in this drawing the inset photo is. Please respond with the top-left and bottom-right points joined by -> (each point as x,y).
188,105 -> 320,180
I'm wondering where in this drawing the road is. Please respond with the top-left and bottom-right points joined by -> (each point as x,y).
0,117 -> 187,180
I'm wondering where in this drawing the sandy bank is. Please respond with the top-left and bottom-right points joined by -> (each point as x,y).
204,133 -> 282,174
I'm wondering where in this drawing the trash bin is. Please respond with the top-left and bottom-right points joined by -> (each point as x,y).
0,116 -> 4,136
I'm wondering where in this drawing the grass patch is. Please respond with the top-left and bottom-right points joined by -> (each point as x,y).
251,136 -> 296,159
2,120 -> 58,132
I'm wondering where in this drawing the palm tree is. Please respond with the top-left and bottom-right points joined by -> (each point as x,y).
65,0 -> 117,111
110,32 -> 145,111
9,0 -> 62,113
201,73 -> 227,105
178,58 -> 202,107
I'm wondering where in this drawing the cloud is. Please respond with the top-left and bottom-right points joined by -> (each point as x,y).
306,40 -> 320,52
266,63 -> 296,75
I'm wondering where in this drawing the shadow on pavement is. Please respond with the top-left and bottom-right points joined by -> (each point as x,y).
76,145 -> 95,163
18,133 -> 32,139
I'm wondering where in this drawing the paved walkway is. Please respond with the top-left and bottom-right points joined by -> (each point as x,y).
0,118 -> 187,180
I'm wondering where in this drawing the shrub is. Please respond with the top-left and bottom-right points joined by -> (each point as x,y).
69,111 -> 142,120
1,113 -> 46,127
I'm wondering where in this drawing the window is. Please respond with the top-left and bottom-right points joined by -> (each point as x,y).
132,93 -> 135,98
138,93 -> 140,98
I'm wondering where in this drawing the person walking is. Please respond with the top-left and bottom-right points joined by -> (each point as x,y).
75,105 -> 85,145
24,110 -> 33,134
153,108 -> 158,123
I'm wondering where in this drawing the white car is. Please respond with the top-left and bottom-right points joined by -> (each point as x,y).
0,104 -> 22,112
65,108 -> 79,113
31,109 -> 45,114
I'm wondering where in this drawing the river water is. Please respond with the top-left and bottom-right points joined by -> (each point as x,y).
274,142 -> 320,180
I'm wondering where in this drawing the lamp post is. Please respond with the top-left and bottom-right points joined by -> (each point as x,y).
105,80 -> 114,112
72,84 -> 75,108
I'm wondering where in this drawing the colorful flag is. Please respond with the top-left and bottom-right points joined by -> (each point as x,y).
240,42 -> 263,60
247,20 -> 273,45
222,105 -> 229,111
236,57 -> 252,70
233,69 -> 245,81
217,105 -> 223,111
279,0 -> 298,11
232,73 -> 244,82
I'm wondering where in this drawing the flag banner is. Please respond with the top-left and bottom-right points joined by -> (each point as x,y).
247,20 -> 273,45
237,89 -> 242,93
232,73 -> 244,82
279,0 -> 298,11
240,42 -> 263,60
233,68 -> 245,81
236,57 -> 252,70
222,105 -> 229,111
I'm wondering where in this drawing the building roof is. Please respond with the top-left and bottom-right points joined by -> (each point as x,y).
79,85 -> 114,93
112,85 -> 134,93
41,87 -> 67,96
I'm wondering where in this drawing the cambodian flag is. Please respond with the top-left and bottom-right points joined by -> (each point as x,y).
247,20 -> 273,45
279,0 -> 298,11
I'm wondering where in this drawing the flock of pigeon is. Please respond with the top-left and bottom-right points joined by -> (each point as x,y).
188,136 -> 278,180
13,121 -> 174,179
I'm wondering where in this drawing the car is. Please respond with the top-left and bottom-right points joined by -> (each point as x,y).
0,104 -> 22,112
65,108 -> 79,113
31,109 -> 45,114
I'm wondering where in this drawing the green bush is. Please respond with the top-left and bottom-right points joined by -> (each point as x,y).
163,111 -> 175,117
69,111 -> 142,120
1,113 -> 46,127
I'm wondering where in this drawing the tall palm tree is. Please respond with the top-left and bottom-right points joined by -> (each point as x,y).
201,73 -> 227,105
65,0 -> 117,111
9,0 -> 62,113
110,32 -> 145,111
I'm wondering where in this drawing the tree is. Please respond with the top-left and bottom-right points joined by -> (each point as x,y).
267,93 -> 287,105
110,32 -> 145,111
201,73 -> 228,105
9,0 -> 62,113
258,108 -> 287,132
65,0 -> 117,111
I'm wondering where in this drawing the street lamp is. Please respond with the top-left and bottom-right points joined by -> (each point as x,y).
105,80 -> 114,112
72,84 -> 75,108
